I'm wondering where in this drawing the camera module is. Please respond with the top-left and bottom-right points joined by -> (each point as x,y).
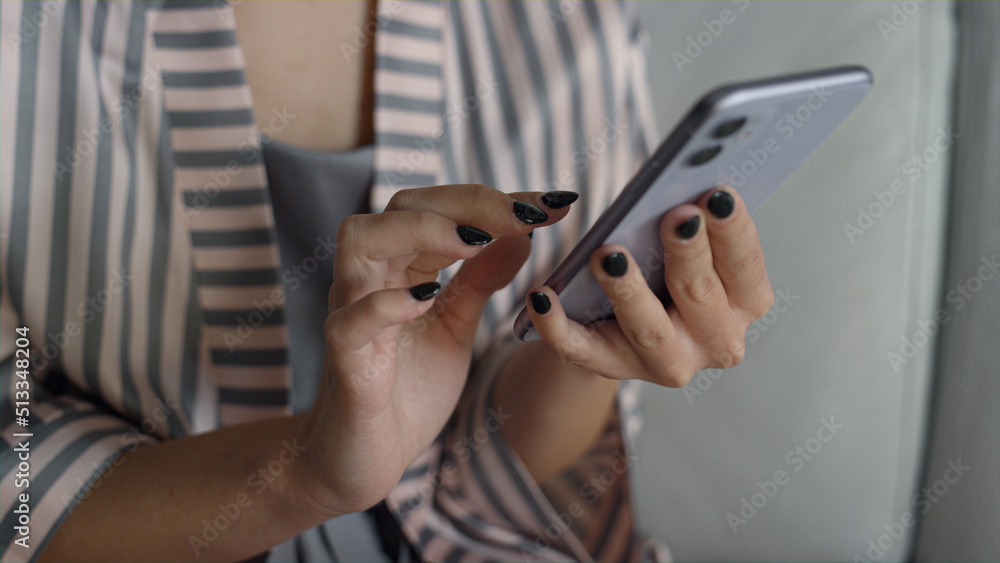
687,145 -> 722,166
712,117 -> 747,139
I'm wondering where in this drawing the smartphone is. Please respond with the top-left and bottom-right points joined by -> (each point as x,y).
514,66 -> 872,341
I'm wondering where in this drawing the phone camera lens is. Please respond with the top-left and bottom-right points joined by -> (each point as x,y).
687,145 -> 722,166
712,117 -> 747,139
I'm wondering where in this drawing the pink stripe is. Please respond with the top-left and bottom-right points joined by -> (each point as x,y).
193,246 -> 281,271
148,5 -> 290,428
179,205 -> 276,231
149,7 -> 237,33
197,285 -> 285,310
209,365 -> 291,390
170,125 -> 259,152
204,325 -> 288,350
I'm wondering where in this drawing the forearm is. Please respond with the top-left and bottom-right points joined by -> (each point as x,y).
493,340 -> 619,483
38,413 -> 336,563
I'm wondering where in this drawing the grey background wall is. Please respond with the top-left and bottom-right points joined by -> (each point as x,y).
628,1 -> 997,561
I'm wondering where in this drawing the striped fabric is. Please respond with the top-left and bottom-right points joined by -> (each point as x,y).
0,1 -> 663,561
151,0 -> 292,428
386,339 -> 670,563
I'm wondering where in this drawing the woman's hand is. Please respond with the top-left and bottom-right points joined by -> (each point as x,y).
524,186 -> 774,387
295,185 -> 576,516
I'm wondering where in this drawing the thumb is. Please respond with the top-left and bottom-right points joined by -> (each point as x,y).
435,234 -> 532,341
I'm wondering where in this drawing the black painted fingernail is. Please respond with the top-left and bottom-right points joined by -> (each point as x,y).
601,252 -> 628,277
540,191 -> 579,209
513,201 -> 548,225
676,216 -> 700,239
409,281 -> 441,301
529,292 -> 551,314
456,225 -> 492,245
707,190 -> 735,219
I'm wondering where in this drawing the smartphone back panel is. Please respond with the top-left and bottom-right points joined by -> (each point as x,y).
515,67 -> 872,341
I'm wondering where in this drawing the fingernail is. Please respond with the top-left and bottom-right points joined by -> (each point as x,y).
513,201 -> 548,225
409,281 -> 441,301
601,252 -> 628,277
540,191 -> 579,209
676,216 -> 700,239
530,292 -> 551,314
707,190 -> 734,219
456,225 -> 492,245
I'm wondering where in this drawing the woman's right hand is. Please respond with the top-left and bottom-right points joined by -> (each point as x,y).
293,185 -> 578,517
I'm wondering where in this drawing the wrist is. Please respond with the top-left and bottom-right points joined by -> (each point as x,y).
286,407 -> 399,518
494,340 -> 620,482
273,412 -> 348,523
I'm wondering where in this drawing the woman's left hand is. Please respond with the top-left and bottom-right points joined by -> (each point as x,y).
524,186 -> 774,387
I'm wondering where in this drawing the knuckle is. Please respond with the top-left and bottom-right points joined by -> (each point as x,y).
411,208 -> 434,230
630,326 -> 668,351
674,273 -> 718,306
657,364 -> 695,388
410,210 -> 447,242
385,189 -> 412,211
336,250 -> 369,280
563,348 -> 592,364
324,312 -> 346,348
337,214 -> 361,241
469,183 -> 500,209
753,289 -> 775,319
336,215 -> 366,255
727,247 -> 766,277
739,279 -> 774,322
469,183 -> 493,197
554,339 -> 592,365
711,337 -> 746,369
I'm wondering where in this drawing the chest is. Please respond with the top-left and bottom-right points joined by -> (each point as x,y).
233,0 -> 375,151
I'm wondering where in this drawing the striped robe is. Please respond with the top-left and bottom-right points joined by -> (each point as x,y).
0,0 -> 667,561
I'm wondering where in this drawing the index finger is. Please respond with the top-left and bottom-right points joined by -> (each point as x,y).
384,184 -> 576,239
